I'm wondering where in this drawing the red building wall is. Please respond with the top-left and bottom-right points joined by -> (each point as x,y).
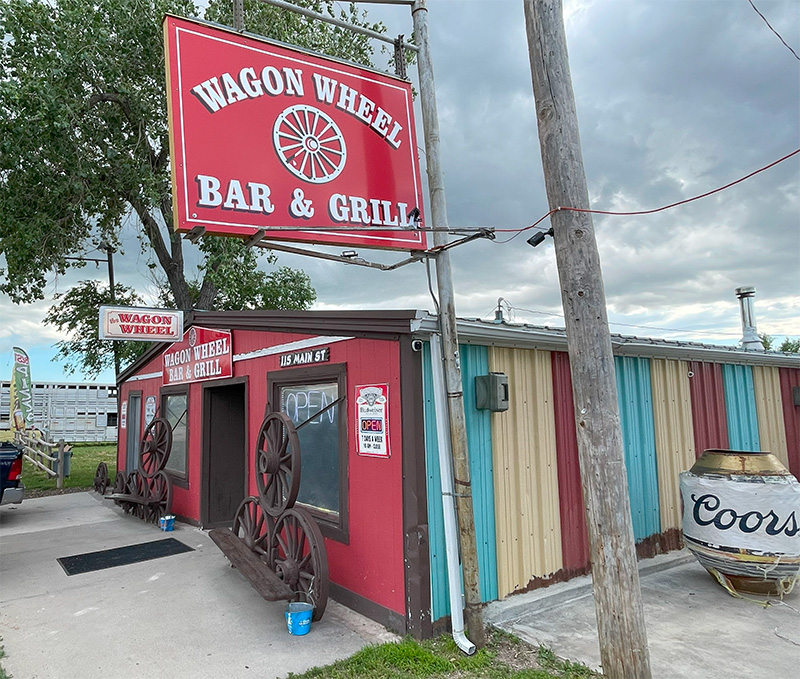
551,351 -> 591,576
688,361 -> 729,455
118,329 -> 406,618
779,367 -> 800,478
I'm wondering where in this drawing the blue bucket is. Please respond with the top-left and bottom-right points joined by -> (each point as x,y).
159,515 -> 175,532
285,602 -> 313,636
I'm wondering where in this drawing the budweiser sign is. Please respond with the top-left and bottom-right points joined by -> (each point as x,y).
99,306 -> 183,341
163,15 -> 426,251
163,326 -> 233,385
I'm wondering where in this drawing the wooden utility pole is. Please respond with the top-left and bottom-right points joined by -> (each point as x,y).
523,2 -> 652,678
412,0 -> 485,648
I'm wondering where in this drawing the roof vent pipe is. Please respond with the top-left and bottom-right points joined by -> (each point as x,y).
735,286 -> 765,351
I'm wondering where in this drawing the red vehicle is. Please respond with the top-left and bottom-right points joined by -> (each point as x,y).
0,441 -> 24,505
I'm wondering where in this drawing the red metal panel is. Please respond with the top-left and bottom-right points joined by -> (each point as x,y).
779,368 -> 800,478
551,352 -> 590,575
688,361 -> 729,456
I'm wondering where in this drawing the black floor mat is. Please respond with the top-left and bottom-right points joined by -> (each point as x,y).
57,538 -> 194,576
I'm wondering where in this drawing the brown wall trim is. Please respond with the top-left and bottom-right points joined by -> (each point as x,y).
330,583 -> 405,635
118,310 -> 421,383
399,336 -> 432,639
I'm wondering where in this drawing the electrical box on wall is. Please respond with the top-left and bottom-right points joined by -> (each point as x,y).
475,373 -> 509,412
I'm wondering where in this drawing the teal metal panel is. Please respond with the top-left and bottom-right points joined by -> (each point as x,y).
722,364 -> 761,451
460,345 -> 498,604
423,343 -> 498,621
614,356 -> 661,541
422,342 -> 448,621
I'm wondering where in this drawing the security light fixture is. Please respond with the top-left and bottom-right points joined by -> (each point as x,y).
341,250 -> 358,259
527,227 -> 553,248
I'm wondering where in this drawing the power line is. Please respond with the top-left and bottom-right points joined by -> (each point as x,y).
495,147 -> 800,240
747,0 -> 800,61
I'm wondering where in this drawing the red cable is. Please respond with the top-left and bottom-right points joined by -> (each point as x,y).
497,147 -> 800,233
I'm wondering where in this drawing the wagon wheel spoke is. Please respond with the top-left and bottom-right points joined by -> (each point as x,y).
233,497 -> 272,560
255,413 -> 300,516
139,418 -> 173,478
149,471 -> 172,523
270,508 -> 329,621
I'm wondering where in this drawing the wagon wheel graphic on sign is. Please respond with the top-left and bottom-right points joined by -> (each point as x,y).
273,104 -> 347,184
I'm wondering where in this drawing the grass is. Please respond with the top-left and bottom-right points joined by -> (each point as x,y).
22,442 -> 118,493
287,629 -> 600,679
0,640 -> 9,679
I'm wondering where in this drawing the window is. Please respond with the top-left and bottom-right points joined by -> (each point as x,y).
107,412 -> 118,428
269,364 -> 348,542
162,390 -> 188,481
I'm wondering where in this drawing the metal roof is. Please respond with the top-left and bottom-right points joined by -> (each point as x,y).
412,314 -> 800,368
118,308 -> 800,383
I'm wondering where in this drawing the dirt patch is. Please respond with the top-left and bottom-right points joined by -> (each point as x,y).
25,486 -> 94,499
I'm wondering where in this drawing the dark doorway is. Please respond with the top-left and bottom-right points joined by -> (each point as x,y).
202,382 -> 247,528
125,393 -> 141,473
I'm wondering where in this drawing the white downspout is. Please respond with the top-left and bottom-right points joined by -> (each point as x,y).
429,334 -> 477,655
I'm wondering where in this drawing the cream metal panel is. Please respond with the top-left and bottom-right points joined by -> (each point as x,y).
488,347 -> 562,598
753,366 -> 789,468
650,359 -> 696,531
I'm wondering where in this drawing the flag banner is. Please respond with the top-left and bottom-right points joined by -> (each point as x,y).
10,347 -> 33,430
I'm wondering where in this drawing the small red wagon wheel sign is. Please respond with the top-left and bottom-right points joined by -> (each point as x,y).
272,104 -> 347,184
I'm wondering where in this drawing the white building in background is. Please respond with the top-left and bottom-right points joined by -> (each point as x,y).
0,381 -> 118,443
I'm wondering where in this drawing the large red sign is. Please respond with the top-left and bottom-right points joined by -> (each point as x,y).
163,15 -> 427,251
162,326 -> 233,386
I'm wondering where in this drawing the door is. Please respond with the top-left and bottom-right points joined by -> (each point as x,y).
125,393 -> 141,473
203,383 -> 247,527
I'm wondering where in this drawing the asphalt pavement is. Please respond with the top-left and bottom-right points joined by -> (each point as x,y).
0,492 -> 398,679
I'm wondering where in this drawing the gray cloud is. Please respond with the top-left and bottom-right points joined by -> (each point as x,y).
2,0 -> 798,381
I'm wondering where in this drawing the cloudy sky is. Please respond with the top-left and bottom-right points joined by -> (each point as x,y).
2,0 -> 799,384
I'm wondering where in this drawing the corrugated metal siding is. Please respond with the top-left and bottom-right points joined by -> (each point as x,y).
615,356 -> 661,541
422,343 -> 499,621
650,359 -> 696,531
722,364 -> 761,451
489,347 -> 562,598
752,365 -> 789,468
779,368 -> 800,478
460,345 -> 498,604
688,361 -> 729,454
422,343 -> 449,621
550,351 -> 590,574
780,368 -> 800,479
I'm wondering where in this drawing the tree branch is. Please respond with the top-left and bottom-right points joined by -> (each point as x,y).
127,190 -> 192,309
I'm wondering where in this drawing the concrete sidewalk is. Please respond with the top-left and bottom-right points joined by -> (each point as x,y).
0,492 -> 397,679
485,551 -> 800,678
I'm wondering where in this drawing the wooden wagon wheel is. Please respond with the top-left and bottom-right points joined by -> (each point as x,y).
232,496 -> 273,563
112,471 -> 126,494
270,507 -> 329,621
147,470 -> 172,523
93,462 -> 109,494
255,412 -> 300,517
139,417 -> 172,478
125,470 -> 147,518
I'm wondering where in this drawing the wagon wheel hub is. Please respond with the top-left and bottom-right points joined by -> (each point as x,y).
277,559 -> 300,588
258,449 -> 281,476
